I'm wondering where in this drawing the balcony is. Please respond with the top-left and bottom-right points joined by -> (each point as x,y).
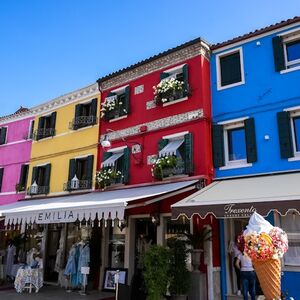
63,180 -> 92,191
33,128 -> 56,140
27,185 -> 49,195
69,116 -> 98,130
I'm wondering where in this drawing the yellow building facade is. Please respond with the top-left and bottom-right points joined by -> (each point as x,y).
27,83 -> 100,197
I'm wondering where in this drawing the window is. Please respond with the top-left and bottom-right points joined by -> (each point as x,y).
99,147 -> 130,187
102,86 -> 130,122
0,168 -> 3,192
278,109 -> 300,160
153,133 -> 193,180
212,118 -> 257,168
273,32 -> 300,72
34,112 -> 57,140
29,164 -> 51,195
216,47 -> 245,90
72,98 -> 98,130
28,120 -> 35,140
0,127 -> 7,145
279,212 -> 300,267
16,164 -> 29,192
155,64 -> 189,105
65,155 -> 94,191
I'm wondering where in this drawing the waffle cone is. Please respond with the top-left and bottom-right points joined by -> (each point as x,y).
253,259 -> 281,300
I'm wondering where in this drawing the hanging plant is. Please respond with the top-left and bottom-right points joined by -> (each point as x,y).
95,168 -> 122,190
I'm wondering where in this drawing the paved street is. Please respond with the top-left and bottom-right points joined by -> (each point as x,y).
0,285 -> 115,300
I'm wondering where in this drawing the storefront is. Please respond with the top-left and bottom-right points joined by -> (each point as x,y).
172,172 -> 300,300
0,179 -> 199,293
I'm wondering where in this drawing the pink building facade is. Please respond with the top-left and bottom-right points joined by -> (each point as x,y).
0,109 -> 34,205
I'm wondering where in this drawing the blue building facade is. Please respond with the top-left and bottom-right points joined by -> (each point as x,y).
211,17 -> 300,299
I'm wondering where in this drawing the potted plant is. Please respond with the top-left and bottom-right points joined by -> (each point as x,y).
167,238 -> 190,300
185,227 -> 212,271
95,168 -> 122,190
153,77 -> 185,105
152,155 -> 184,180
100,95 -> 127,120
143,245 -> 170,300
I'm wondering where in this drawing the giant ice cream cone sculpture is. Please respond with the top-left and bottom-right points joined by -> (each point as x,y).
243,212 -> 288,300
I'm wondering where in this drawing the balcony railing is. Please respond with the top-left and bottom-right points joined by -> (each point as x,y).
69,116 -> 98,130
63,180 -> 92,191
33,128 -> 56,140
27,185 -> 49,195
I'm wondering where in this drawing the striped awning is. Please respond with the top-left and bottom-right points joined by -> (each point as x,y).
159,139 -> 184,157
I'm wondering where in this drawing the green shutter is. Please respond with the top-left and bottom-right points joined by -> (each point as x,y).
86,155 -> 94,188
74,104 -> 82,130
50,112 -> 57,136
37,117 -> 44,140
0,127 -> 7,145
31,167 -> 38,184
160,72 -> 169,80
182,64 -> 189,95
244,118 -> 257,163
44,164 -> 51,193
272,36 -> 285,72
220,52 -> 242,86
90,98 -> 98,124
19,164 -> 29,187
103,151 -> 112,162
122,147 -> 130,184
212,125 -> 225,168
277,111 -> 293,158
123,86 -> 130,115
184,133 -> 193,175
158,139 -> 168,152
68,159 -> 76,181
0,168 -> 3,192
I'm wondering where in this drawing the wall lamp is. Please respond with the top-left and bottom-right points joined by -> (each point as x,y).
100,129 -> 143,165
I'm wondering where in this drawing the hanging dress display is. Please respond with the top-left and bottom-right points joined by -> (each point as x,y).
77,242 -> 90,285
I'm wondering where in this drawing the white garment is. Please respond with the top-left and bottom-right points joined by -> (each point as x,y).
238,254 -> 254,271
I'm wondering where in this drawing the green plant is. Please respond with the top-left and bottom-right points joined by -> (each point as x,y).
151,155 -> 178,180
143,245 -> 170,300
95,168 -> 122,189
15,183 -> 25,193
167,238 -> 190,296
185,227 -> 212,249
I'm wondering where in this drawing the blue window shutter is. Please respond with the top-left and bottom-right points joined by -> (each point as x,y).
245,118 -> 257,163
184,133 -> 193,174
277,111 -> 293,158
122,147 -> 130,184
0,127 -> 7,145
0,168 -> 3,192
272,36 -> 285,72
212,125 -> 225,167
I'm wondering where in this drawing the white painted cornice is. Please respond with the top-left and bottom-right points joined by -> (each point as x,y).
0,111 -> 33,125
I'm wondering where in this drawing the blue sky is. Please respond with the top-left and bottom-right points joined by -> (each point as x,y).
0,0 -> 299,116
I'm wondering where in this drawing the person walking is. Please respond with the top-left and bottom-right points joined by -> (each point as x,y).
235,251 -> 256,300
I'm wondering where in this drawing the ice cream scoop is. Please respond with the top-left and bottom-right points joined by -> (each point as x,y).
244,212 -> 273,235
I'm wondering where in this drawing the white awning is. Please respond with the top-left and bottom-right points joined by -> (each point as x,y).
0,180 -> 198,226
101,152 -> 123,168
172,173 -> 300,219
159,139 -> 184,157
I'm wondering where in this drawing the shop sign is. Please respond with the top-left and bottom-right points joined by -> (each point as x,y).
224,204 -> 256,218
36,210 -> 76,224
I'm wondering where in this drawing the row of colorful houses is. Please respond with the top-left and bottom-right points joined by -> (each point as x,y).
0,16 -> 299,299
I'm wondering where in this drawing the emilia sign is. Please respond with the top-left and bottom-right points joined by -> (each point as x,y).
224,204 -> 256,218
36,210 -> 77,224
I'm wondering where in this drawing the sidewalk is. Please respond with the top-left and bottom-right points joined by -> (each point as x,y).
0,284 -> 115,300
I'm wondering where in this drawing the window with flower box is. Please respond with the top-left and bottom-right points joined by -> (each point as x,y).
101,86 -> 130,122
96,147 -> 130,189
153,64 -> 189,106
64,155 -> 94,191
70,99 -> 98,130
152,133 -> 193,180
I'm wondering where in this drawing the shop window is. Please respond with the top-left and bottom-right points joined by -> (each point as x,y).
212,117 -> 257,169
28,164 -> 51,195
277,109 -> 300,160
273,32 -> 300,72
0,127 -> 7,145
34,112 -> 57,140
16,164 -> 29,192
101,86 -> 130,122
109,222 -> 125,268
0,168 -> 3,192
98,147 -> 130,188
71,98 -> 98,130
65,155 -> 94,191
279,212 -> 300,266
154,64 -> 189,106
216,47 -> 245,90
153,132 -> 193,180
